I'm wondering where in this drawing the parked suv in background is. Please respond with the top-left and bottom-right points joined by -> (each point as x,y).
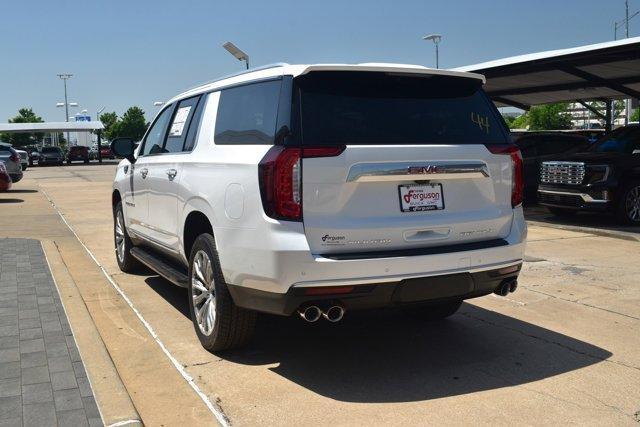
0,145 -> 24,183
512,132 -> 589,202
37,146 -> 64,166
538,124 -> 640,224
67,146 -> 90,164
111,64 -> 526,351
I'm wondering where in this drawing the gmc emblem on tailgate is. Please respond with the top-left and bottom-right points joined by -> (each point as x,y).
408,165 -> 442,175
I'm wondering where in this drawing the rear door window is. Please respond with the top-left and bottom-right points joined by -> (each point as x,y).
214,80 -> 282,145
293,71 -> 508,145
164,96 -> 201,153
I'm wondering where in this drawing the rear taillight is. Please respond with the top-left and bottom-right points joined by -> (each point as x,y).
487,144 -> 523,208
9,151 -> 20,163
259,146 -> 345,221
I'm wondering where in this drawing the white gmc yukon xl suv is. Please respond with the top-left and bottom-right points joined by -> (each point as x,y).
110,63 -> 526,351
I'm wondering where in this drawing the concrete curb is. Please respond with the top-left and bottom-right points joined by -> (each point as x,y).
526,220 -> 640,242
41,240 -> 142,427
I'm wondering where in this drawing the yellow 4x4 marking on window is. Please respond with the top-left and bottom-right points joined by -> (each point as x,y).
471,112 -> 490,134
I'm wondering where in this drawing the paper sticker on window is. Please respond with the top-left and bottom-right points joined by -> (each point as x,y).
169,106 -> 192,137
471,112 -> 490,134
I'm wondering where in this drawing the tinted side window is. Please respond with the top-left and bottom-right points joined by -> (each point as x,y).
141,106 -> 173,156
215,80 -> 282,145
183,94 -> 207,151
164,96 -> 201,153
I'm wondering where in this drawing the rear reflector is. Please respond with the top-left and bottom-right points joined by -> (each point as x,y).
304,286 -> 355,296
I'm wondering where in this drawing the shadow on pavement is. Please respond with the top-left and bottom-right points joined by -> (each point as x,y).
224,304 -> 611,403
7,189 -> 38,194
143,275 -> 612,403
145,276 -> 189,317
525,205 -> 640,234
0,198 -> 24,203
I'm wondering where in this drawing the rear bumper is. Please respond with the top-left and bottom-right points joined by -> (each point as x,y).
228,264 -> 521,316
9,173 -> 22,183
217,207 -> 526,303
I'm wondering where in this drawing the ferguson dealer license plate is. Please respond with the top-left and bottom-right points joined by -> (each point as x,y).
398,184 -> 444,212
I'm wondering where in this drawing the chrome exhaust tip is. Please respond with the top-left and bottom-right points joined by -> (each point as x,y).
322,305 -> 345,323
494,281 -> 511,297
298,305 -> 321,322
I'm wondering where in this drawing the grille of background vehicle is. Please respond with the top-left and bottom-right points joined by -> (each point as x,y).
538,192 -> 583,207
540,161 -> 585,185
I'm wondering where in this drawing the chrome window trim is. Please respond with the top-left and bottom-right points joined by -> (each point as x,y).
346,161 -> 489,183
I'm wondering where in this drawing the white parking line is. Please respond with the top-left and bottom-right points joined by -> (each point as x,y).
40,188 -> 229,427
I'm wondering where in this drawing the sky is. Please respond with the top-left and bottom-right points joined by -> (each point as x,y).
0,0 -> 637,123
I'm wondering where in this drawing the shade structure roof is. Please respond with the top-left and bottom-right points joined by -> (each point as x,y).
0,121 -> 104,133
455,37 -> 640,110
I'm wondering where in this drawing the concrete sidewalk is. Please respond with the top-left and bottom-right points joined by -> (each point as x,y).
0,238 -> 100,426
0,173 -> 217,426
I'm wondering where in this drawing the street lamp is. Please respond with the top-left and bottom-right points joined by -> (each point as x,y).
422,34 -> 442,69
222,41 -> 250,70
153,101 -> 165,106
57,73 -> 73,144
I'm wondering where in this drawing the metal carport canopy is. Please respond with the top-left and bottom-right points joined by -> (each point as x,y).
0,121 -> 104,133
455,36 -> 640,110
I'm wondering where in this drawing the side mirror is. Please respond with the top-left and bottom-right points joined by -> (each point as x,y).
110,138 -> 137,164
632,149 -> 640,155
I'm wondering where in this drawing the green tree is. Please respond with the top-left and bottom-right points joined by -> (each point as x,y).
509,113 -> 529,129
630,108 -> 639,122
110,107 -> 148,141
99,111 -> 119,141
0,108 -> 45,148
527,103 -> 572,130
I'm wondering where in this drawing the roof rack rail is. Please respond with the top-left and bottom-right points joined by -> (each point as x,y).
186,63 -> 290,92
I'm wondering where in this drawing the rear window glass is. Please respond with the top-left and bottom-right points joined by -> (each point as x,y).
214,80 -> 281,145
294,72 -> 508,145
41,147 -> 61,153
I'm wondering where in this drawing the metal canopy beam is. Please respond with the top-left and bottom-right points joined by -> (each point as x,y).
492,96 -> 531,111
488,75 -> 640,98
560,66 -> 640,99
577,101 -> 606,120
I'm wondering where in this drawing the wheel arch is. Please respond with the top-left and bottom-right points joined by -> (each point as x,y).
181,197 -> 218,263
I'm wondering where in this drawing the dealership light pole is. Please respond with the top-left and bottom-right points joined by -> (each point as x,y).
423,34 -> 442,69
222,41 -> 250,70
57,73 -> 74,144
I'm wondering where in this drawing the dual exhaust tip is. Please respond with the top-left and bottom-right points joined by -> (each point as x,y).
298,304 -> 345,323
494,279 -> 518,297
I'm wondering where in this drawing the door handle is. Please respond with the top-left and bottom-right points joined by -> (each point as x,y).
166,168 -> 177,181
140,168 -> 148,179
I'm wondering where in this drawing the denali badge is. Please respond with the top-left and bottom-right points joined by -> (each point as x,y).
459,228 -> 493,236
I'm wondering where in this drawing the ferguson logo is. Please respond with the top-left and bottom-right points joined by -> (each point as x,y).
322,234 -> 346,242
403,189 -> 440,204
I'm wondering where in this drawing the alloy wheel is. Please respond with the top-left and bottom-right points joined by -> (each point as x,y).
626,186 -> 640,222
191,250 -> 216,336
115,211 -> 126,262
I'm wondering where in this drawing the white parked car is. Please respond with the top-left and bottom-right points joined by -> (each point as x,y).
110,63 -> 527,351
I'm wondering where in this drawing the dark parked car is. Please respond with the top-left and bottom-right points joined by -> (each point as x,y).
66,146 -> 90,164
37,146 -> 64,166
538,125 -> 640,224
512,132 -> 590,202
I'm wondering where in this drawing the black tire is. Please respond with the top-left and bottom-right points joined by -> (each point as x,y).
548,207 -> 577,217
21,165 -> 27,171
113,202 -> 140,273
66,160 -> 71,165
405,300 -> 463,321
84,158 -> 89,164
188,234 -> 256,352
615,180 -> 640,225
58,161 -> 64,166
